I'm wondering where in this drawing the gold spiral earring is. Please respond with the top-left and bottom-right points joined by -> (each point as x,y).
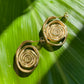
14,13 -> 68,77
15,40 -> 39,74
39,14 -> 68,51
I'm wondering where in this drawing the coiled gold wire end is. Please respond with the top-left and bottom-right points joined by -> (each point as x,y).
42,16 -> 68,46
15,41 -> 39,73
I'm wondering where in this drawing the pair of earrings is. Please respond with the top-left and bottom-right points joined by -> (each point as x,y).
14,13 -> 68,77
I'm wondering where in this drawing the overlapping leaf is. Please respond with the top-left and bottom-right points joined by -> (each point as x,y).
0,0 -> 84,84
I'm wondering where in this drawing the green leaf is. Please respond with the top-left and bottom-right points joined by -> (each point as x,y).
0,0 -> 84,84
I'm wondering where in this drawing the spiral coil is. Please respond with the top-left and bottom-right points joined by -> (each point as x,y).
42,16 -> 68,46
14,14 -> 68,75
15,41 -> 39,73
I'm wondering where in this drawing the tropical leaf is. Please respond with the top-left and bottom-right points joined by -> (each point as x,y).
0,0 -> 84,84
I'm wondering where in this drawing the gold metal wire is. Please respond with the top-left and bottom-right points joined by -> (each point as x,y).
16,41 -> 39,73
42,16 -> 68,46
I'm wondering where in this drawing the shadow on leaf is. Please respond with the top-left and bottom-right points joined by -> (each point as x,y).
0,0 -> 35,35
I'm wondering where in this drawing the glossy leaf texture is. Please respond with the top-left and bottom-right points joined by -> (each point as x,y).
0,0 -> 84,84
